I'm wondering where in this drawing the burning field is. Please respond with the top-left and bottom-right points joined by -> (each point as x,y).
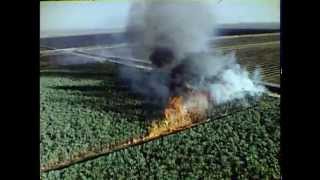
40,0 -> 280,179
40,63 -> 279,179
148,94 -> 208,138
121,0 -> 266,138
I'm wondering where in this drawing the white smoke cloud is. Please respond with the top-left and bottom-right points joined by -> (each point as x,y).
208,65 -> 266,104
184,52 -> 266,104
122,0 -> 266,105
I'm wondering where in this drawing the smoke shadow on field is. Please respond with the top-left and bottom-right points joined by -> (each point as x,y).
42,64 -> 164,123
52,83 -> 163,116
64,88 -> 162,122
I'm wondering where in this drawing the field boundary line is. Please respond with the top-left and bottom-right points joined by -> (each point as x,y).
213,32 -> 280,40
217,41 -> 279,51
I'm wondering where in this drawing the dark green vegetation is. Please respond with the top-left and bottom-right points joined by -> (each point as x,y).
42,94 -> 280,179
40,63 -> 152,165
41,63 -> 279,179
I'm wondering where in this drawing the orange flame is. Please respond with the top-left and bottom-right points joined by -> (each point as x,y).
164,96 -> 189,123
148,92 -> 209,137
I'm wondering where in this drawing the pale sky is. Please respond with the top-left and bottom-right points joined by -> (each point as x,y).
214,0 -> 279,24
40,0 -> 280,37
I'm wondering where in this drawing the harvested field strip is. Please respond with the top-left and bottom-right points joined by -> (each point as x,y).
73,51 -> 152,70
264,74 -> 280,80
214,32 -> 279,40
260,69 -> 280,74
262,70 -> 279,76
213,37 -> 279,47
261,76 -> 279,84
241,65 -> 279,72
263,72 -> 280,76
40,43 -> 129,57
40,34 -> 279,59
76,51 -> 151,65
41,49 -> 279,85
244,65 -> 278,70
260,68 -> 280,74
262,75 -> 279,81
243,60 -> 278,65
218,41 -> 279,51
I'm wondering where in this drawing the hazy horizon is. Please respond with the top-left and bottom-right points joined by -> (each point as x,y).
41,0 -> 280,37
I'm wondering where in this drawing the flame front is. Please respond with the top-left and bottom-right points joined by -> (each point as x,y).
164,96 -> 189,123
147,92 -> 209,138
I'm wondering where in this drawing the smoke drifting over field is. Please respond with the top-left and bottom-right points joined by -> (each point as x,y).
121,0 -> 265,106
